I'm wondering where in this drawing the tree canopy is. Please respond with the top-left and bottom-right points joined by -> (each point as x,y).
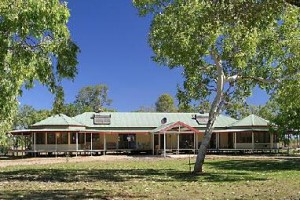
0,1 -> 79,137
74,84 -> 112,113
271,76 -> 300,138
13,105 -> 51,130
133,0 -> 300,173
55,84 -> 113,117
155,93 -> 177,112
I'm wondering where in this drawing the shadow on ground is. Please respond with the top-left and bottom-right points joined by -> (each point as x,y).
1,160 -> 291,184
1,158 -> 299,186
0,189 -> 148,200
207,158 -> 300,172
1,158 -> 300,199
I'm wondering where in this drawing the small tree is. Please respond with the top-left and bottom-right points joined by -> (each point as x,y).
155,93 -> 177,112
134,0 -> 300,173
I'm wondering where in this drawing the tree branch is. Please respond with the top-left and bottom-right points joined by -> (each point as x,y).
226,75 -> 280,84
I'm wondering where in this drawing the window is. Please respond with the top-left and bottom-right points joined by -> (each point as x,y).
254,132 -> 270,143
118,134 -> 136,149
71,132 -> 77,144
47,133 -> 55,144
92,134 -> 100,142
79,133 -> 85,144
56,133 -> 68,144
93,114 -> 111,125
36,133 -> 45,144
86,133 -> 91,142
236,132 -> 252,143
180,134 -> 194,148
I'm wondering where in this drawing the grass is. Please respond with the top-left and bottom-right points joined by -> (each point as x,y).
0,156 -> 300,199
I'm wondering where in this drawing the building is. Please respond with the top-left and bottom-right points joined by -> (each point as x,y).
10,112 -> 279,156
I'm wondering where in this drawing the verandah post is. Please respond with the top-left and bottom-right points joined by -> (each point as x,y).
103,133 -> 106,155
76,132 -> 78,157
90,133 -> 93,156
163,131 -> 166,158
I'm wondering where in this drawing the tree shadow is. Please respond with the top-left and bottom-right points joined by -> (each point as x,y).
0,166 -> 267,184
207,158 -> 300,172
0,189 -> 148,200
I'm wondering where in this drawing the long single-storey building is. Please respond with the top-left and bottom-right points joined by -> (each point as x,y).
10,112 -> 280,156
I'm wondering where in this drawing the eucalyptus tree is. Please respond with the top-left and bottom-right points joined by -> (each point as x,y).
133,0 -> 300,173
13,105 -> 51,130
74,84 -> 112,113
0,0 -> 79,139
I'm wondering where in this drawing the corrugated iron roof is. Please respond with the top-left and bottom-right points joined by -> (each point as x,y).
230,114 -> 269,127
73,112 -> 237,129
32,114 -> 84,127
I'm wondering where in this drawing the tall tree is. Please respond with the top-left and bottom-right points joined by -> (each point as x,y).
52,86 -> 65,115
271,77 -> 300,141
13,105 -> 51,130
74,84 -> 112,113
0,1 -> 79,137
155,93 -> 177,112
63,103 -> 81,117
134,0 -> 300,173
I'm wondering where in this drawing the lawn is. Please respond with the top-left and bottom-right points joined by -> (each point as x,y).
0,156 -> 300,199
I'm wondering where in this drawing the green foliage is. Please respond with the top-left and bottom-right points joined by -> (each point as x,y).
134,0 -> 300,172
13,105 -> 51,130
155,93 -> 177,112
52,86 -> 65,115
62,103 -> 81,117
74,84 -> 112,113
134,0 -> 300,107
178,99 -> 211,113
58,84 -> 113,117
0,0 -> 79,138
271,76 -> 300,138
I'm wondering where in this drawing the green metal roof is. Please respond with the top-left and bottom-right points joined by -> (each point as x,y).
32,114 -> 84,127
13,112 -> 275,134
230,114 -> 269,127
73,112 -> 237,129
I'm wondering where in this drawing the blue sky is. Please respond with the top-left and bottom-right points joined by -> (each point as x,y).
18,1 -> 268,111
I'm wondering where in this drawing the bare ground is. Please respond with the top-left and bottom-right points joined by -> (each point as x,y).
1,154 -> 299,168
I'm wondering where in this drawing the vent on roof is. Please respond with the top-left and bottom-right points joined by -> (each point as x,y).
161,117 -> 167,124
193,114 -> 209,124
93,114 -> 111,125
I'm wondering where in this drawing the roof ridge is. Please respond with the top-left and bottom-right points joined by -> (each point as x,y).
254,114 -> 269,123
61,114 -> 70,125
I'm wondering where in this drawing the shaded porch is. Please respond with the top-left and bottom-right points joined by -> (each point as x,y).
151,121 -> 203,157
208,130 -> 280,153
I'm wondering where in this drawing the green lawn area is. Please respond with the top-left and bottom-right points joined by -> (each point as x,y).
0,156 -> 300,199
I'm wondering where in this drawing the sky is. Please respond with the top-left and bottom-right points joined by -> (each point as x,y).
18,1 -> 269,112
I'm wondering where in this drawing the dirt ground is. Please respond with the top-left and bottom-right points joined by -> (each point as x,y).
1,154 -> 298,168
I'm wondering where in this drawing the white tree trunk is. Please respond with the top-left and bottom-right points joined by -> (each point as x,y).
193,51 -> 224,173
